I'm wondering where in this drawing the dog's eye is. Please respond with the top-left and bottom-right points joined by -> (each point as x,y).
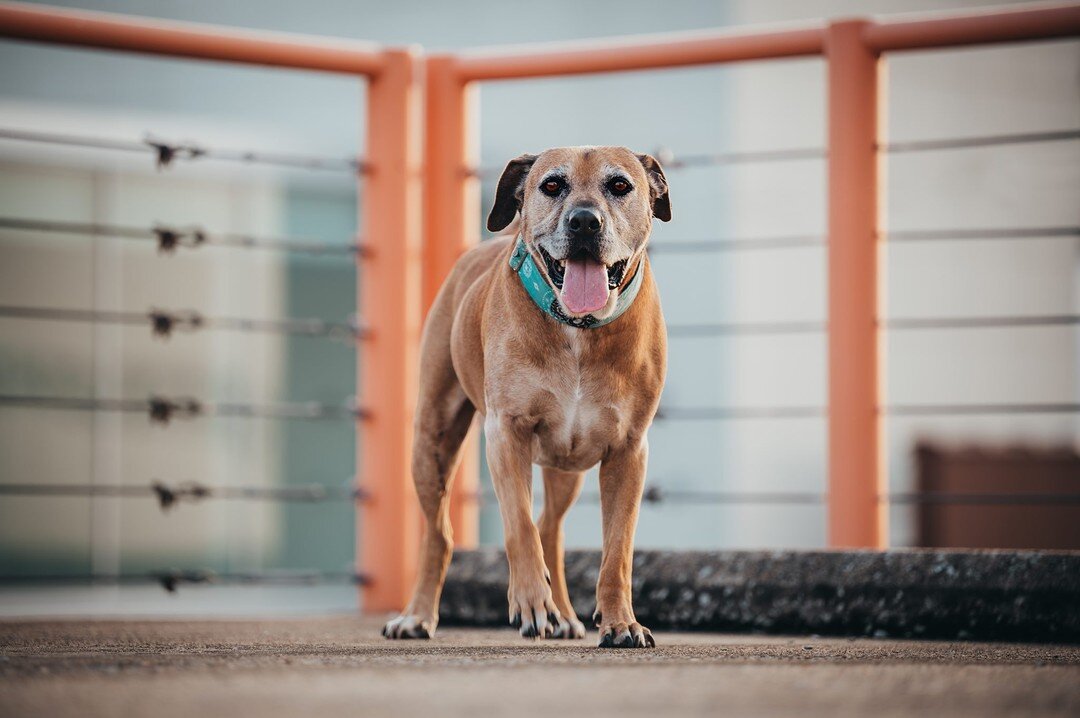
607,177 -> 632,196
540,178 -> 565,197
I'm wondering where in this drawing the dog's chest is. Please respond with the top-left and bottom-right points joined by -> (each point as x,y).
528,328 -> 625,470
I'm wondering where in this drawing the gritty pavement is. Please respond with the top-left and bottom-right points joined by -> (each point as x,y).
1,616 -> 1078,717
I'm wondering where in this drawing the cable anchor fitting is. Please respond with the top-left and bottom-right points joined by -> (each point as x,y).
148,396 -> 203,425
144,136 -> 207,170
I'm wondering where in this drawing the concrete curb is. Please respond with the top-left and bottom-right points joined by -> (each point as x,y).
440,549 -> 1080,643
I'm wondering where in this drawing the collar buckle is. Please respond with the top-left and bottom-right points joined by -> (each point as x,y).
508,241 -> 529,272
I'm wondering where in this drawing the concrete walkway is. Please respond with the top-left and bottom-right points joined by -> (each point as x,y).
1,617 -> 1078,717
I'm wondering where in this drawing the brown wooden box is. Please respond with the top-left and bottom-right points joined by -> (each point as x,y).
914,442 -> 1080,550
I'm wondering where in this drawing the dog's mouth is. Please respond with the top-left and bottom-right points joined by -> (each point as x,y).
538,246 -> 629,314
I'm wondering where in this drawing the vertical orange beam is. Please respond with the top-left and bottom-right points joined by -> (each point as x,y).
826,20 -> 887,548
424,55 -> 481,547
360,48 -> 424,612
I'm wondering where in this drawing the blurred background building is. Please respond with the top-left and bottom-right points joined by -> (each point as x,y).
0,0 -> 1077,614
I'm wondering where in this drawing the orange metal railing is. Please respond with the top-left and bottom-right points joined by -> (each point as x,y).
423,56 -> 482,548
424,3 -> 1080,554
1,1 -> 1079,614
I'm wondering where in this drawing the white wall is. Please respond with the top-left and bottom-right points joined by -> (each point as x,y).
0,161 -> 289,574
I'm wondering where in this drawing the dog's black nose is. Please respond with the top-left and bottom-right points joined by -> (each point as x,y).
567,206 -> 603,239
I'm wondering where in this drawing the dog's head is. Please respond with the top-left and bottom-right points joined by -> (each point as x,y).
487,146 -> 670,319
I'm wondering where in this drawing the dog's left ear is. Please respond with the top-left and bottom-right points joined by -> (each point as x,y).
487,153 -> 538,232
636,153 -> 671,222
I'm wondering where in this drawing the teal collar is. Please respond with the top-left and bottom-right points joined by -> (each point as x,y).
508,238 -> 644,329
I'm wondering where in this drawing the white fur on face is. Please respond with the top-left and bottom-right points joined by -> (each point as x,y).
522,149 -> 653,268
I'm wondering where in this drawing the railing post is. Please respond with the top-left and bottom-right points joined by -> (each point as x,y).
826,20 -> 887,548
360,48 -> 424,612
423,55 -> 481,548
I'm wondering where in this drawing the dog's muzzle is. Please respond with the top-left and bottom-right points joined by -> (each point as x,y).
534,206 -> 631,315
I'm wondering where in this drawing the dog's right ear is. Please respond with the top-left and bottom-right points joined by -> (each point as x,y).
487,153 -> 537,233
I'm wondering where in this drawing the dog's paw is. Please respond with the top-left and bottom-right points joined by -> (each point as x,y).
597,621 -> 654,649
508,583 -> 562,639
382,614 -> 434,640
509,605 -> 562,639
552,614 -> 587,639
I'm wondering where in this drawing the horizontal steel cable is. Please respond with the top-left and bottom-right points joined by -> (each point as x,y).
648,235 -> 823,253
883,314 -> 1080,330
8,216 -> 1072,257
0,481 -> 365,509
649,226 -> 1080,254
883,129 -> 1080,154
886,492 -> 1080,506
660,129 -> 1080,169
474,487 -> 1080,506
0,394 -> 365,422
651,146 -> 824,170
0,569 -> 368,592
667,314 -> 1080,337
0,128 -> 363,173
655,406 -> 824,420
6,482 -> 1073,510
668,320 -> 825,337
888,226 -> 1080,243
0,216 -> 363,256
888,402 -> 1080,417
654,403 -> 1080,420
470,128 -> 1079,177
657,129 -> 1080,169
471,147 -> 824,179
475,488 -> 826,505
0,304 -> 365,340
0,481 -> 819,508
9,127 -> 1073,179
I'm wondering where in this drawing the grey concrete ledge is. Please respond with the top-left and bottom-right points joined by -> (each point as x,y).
440,549 -> 1080,643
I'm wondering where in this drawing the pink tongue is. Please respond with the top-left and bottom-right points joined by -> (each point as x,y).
561,257 -> 609,314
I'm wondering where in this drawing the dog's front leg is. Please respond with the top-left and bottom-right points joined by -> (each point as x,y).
595,441 -> 654,648
485,414 -> 562,638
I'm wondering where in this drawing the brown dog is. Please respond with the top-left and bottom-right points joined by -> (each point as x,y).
382,146 -> 670,648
